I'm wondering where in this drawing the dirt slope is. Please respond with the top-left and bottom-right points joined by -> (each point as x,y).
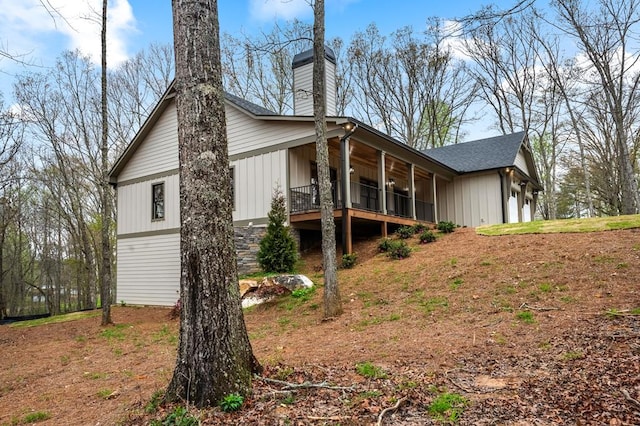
0,227 -> 638,425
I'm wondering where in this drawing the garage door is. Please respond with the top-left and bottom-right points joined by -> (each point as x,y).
509,191 -> 519,223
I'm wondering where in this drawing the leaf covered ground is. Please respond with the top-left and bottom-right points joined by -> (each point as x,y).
0,227 -> 639,425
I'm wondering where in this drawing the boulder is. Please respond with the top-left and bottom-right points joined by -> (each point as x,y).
262,274 -> 313,292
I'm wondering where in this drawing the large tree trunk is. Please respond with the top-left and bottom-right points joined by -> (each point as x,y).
313,0 -> 343,319
100,0 -> 113,326
167,0 -> 261,407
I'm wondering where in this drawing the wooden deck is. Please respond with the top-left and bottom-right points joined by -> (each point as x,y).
289,207 -> 432,254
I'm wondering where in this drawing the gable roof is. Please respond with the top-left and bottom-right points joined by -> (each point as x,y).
423,131 -> 542,189
423,132 -> 526,173
224,92 -> 277,116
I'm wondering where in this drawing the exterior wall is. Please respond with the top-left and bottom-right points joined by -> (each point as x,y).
234,225 -> 266,275
515,150 -> 529,175
227,106 -> 314,156
117,173 -> 180,235
118,100 -> 178,182
288,144 -> 341,188
117,226 -> 268,306
117,233 -> 181,306
232,149 -> 288,222
437,172 -> 503,227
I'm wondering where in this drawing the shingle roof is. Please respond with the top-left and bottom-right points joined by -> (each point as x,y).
423,131 -> 527,173
224,92 -> 277,116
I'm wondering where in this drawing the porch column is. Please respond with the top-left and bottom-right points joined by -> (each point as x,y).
340,135 -> 352,254
432,174 -> 439,223
408,163 -> 416,220
378,150 -> 387,214
340,136 -> 352,209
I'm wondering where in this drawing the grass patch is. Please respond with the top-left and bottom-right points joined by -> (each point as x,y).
408,291 -> 449,315
96,389 -> 113,399
355,361 -> 388,379
516,310 -> 535,324
563,351 -> 584,361
356,313 -> 401,329
21,411 -> 50,423
152,324 -> 177,344
100,324 -> 130,341
450,277 -> 464,290
428,392 -> 468,423
9,311 -> 100,328
477,214 -> 640,236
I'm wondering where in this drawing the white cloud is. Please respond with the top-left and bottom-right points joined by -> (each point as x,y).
249,0 -> 312,22
0,0 -> 137,67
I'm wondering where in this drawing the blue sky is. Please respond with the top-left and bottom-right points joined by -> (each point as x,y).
0,0 -> 512,98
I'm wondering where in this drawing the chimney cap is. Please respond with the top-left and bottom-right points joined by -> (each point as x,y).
292,46 -> 337,69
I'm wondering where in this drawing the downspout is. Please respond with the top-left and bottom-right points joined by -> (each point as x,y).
340,123 -> 358,254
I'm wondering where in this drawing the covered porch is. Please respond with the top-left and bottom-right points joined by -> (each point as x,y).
287,125 -> 448,254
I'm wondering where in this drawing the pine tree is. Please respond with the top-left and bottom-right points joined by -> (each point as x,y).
257,188 -> 298,273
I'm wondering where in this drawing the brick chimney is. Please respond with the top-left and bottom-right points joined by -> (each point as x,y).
291,46 -> 337,116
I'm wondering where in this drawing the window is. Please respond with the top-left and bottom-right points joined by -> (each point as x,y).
229,167 -> 235,210
152,182 -> 165,220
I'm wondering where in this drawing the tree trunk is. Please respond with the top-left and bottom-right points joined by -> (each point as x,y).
313,0 -> 343,319
166,0 -> 261,407
100,0 -> 113,326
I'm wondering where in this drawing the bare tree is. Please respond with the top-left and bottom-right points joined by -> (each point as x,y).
312,0 -> 342,318
100,0 -> 112,326
463,11 -> 541,135
553,0 -> 640,214
166,0 -> 261,406
348,23 -> 474,149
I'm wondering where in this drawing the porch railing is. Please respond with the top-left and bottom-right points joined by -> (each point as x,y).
289,182 -> 434,222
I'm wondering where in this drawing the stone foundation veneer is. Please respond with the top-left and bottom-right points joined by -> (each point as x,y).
234,225 -> 301,276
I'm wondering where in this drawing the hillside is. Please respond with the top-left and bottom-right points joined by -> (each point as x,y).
0,227 -> 638,425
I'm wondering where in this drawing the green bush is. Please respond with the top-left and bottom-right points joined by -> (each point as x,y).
342,252 -> 358,269
395,225 -> 415,239
419,230 -> 437,244
412,223 -> 427,234
436,221 -> 457,233
378,238 -> 393,252
386,240 -> 411,259
258,187 -> 298,273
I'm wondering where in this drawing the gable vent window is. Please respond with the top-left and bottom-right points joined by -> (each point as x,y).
152,182 -> 165,220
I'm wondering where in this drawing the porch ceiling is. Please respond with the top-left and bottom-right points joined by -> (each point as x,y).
327,137 -> 432,181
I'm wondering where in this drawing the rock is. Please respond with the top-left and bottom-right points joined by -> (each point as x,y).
239,279 -> 259,297
262,274 -> 313,292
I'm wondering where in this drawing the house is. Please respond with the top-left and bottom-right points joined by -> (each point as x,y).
109,47 -> 541,306
425,132 -> 542,227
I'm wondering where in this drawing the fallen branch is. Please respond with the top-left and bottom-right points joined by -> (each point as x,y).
376,397 -> 407,426
258,376 -> 356,392
519,302 -> 560,311
622,389 -> 640,410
